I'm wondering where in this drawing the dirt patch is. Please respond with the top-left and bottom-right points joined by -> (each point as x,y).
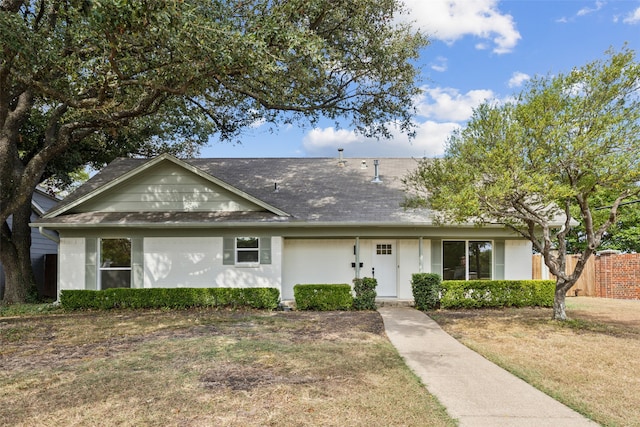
201,363 -> 321,391
0,309 -> 384,373
275,310 -> 386,340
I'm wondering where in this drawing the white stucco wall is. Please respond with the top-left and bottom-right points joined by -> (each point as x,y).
143,236 -> 282,290
397,239 -> 428,299
58,237 -> 85,291
504,240 -> 533,279
281,238 -> 429,300
282,239 -> 356,300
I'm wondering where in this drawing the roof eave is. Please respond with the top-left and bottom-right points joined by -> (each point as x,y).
31,220 -> 524,229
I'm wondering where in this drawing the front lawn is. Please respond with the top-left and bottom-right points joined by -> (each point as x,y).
0,308 -> 454,426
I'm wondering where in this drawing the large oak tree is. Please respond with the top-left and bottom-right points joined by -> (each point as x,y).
0,0 -> 427,302
404,48 -> 640,320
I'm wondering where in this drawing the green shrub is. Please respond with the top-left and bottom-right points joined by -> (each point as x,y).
59,287 -> 280,310
352,277 -> 377,310
25,285 -> 42,304
411,273 -> 441,310
440,280 -> 555,309
294,284 -> 353,311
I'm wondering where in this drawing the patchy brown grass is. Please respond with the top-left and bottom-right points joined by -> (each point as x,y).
0,309 -> 454,427
429,297 -> 640,427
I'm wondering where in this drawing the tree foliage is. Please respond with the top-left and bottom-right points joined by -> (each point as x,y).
404,47 -> 640,320
566,198 -> 640,254
0,0 -> 427,302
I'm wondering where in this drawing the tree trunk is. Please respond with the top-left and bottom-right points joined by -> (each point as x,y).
553,278 -> 576,321
553,286 -> 567,321
0,199 -> 36,304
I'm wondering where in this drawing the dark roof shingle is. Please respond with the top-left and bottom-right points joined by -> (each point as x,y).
40,157 -> 434,226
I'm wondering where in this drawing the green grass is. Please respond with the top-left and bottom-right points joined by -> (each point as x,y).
0,302 -> 61,317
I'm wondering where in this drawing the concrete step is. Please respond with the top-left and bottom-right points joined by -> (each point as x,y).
376,299 -> 415,308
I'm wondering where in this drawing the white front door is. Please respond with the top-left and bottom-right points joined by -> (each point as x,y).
372,241 -> 397,297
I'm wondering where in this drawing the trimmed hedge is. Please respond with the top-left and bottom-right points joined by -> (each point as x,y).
439,280 -> 555,309
59,287 -> 280,310
411,273 -> 441,310
294,284 -> 353,311
353,277 -> 378,310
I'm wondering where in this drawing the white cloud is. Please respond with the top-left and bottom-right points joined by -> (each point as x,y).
400,0 -> 521,54
301,121 -> 459,158
431,56 -> 448,72
302,127 -> 361,150
508,71 -> 531,88
623,7 -> 640,24
416,86 -> 495,122
301,84 -> 499,158
577,1 -> 604,17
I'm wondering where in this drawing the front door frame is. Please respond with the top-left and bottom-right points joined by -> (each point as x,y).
372,240 -> 398,297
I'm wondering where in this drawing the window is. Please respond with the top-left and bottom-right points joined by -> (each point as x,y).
236,237 -> 259,264
99,238 -> 131,289
468,241 -> 492,280
376,244 -> 392,255
443,241 -> 466,280
223,237 -> 271,266
442,240 -> 492,280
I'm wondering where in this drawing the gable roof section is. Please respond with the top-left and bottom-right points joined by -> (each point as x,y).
44,154 -> 289,218
32,187 -> 62,216
37,155 -> 451,228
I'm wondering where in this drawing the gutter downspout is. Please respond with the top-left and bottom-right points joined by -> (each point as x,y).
355,237 -> 361,279
39,226 -> 60,243
419,237 -> 423,273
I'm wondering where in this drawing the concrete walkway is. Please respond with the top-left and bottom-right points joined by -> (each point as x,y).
378,307 -> 599,427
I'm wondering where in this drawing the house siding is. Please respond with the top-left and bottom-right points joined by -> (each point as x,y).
76,162 -> 262,213
0,191 -> 58,297
28,210 -> 58,290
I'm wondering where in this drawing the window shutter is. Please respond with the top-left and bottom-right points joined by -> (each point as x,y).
223,237 -> 235,265
430,239 -> 442,277
131,238 -> 144,288
494,240 -> 505,280
260,237 -> 271,265
85,238 -> 97,290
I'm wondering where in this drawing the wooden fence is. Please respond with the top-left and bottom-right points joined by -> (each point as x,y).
532,254 -> 597,296
533,251 -> 640,299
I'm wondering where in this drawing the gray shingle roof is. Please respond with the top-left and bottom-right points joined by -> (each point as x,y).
38,156 -> 436,226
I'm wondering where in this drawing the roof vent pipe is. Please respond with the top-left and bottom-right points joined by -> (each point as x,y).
371,160 -> 382,183
338,148 -> 346,166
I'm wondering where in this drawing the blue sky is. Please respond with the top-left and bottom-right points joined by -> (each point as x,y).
201,0 -> 640,159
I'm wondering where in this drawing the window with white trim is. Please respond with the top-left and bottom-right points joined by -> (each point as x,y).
99,238 -> 131,289
236,237 -> 260,264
